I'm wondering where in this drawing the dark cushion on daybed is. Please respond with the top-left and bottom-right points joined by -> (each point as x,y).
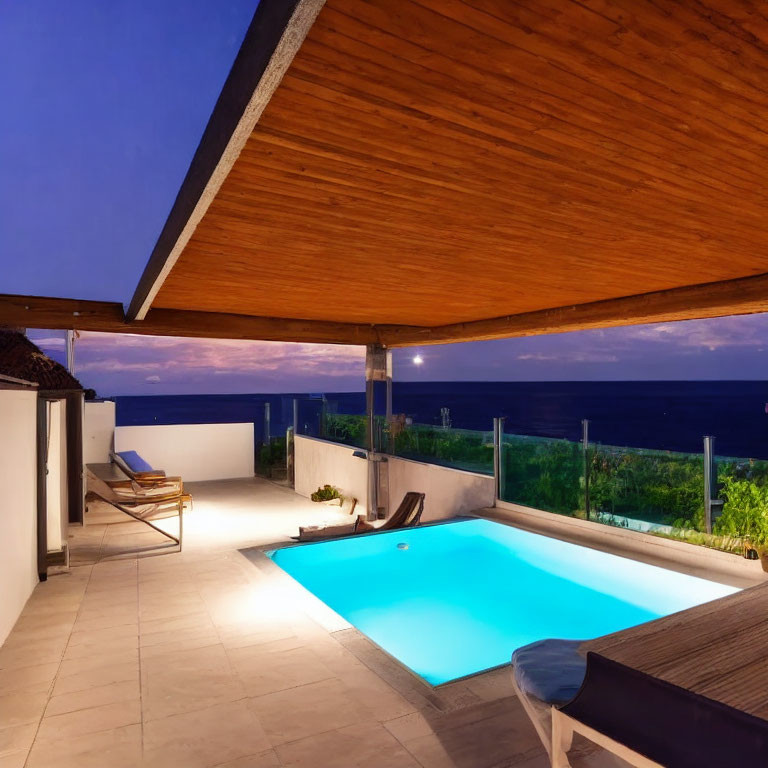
512,638 -> 587,706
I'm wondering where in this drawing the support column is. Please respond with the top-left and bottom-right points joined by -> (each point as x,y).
365,344 -> 391,520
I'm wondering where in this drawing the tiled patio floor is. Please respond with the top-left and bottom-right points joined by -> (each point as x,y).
0,478 -> 624,768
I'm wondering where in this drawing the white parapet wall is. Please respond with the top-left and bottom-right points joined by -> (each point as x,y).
388,456 -> 495,522
0,388 -> 39,645
294,435 -> 369,509
294,435 -> 495,522
84,400 -> 116,464
114,423 -> 254,481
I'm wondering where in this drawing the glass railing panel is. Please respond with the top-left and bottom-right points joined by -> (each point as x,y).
255,436 -> 287,480
588,444 -> 705,536
500,433 -> 585,515
320,413 -> 368,449
713,455 -> 768,554
390,423 -> 494,475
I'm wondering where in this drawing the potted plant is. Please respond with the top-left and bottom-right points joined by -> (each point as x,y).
310,484 -> 342,505
715,477 -> 768,570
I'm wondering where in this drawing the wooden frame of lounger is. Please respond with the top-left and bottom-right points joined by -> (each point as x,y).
548,650 -> 768,767
87,471 -> 184,551
550,709 -> 662,768
110,450 -> 167,483
108,452 -> 193,508
512,673 -> 662,767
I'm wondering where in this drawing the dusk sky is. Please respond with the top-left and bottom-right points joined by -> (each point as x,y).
27,313 -> 768,397
5,1 -> 768,396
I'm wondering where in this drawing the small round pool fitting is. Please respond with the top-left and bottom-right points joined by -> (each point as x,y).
397,542 -> 409,550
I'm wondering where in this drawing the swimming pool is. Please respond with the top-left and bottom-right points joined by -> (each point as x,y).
268,519 -> 738,685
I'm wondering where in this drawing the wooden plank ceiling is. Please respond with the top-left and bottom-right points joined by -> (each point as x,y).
134,0 -> 768,343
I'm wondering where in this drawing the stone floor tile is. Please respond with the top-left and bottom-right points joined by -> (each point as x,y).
277,721 -> 421,768
229,642 -> 334,697
0,722 -> 37,757
0,663 -> 59,695
0,638 -> 67,670
35,699 -> 141,742
214,750 -> 282,768
141,643 -> 246,721
52,658 -> 139,696
142,699 -> 271,767
45,679 -> 139,717
0,750 -> 28,768
25,723 -> 141,768
249,678 -> 370,746
0,691 -> 48,729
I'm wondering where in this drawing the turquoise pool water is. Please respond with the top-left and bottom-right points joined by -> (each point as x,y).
268,519 -> 738,685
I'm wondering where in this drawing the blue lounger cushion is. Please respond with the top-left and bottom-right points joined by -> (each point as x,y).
116,450 -> 155,474
512,639 -> 587,706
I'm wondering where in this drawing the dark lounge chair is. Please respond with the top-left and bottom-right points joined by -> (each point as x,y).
297,491 -> 425,542
550,652 -> 768,767
356,491 -> 425,532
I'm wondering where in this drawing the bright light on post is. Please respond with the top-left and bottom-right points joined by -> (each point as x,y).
413,354 -> 424,365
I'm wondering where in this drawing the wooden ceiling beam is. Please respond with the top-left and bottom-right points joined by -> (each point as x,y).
0,295 -> 380,346
378,273 -> 768,347
6,272 -> 768,348
126,0 -> 325,322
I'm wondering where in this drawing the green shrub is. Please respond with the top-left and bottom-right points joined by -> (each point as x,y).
322,414 -> 367,448
393,425 -> 494,474
715,476 -> 768,549
311,484 -> 341,502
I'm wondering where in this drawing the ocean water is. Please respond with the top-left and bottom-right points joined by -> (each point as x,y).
114,380 -> 768,459
268,519 -> 738,684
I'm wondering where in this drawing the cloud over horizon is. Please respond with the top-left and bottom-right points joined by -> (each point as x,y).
27,312 -> 768,397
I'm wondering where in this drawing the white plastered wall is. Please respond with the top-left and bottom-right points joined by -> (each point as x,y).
83,400 -> 115,464
294,435 -> 369,509
114,423 -> 254,481
387,456 -> 495,522
0,389 -> 39,644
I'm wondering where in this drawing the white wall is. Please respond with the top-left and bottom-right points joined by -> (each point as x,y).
294,435 -> 368,508
0,389 -> 39,645
388,456 -> 495,522
293,436 -> 495,522
114,423 -> 254,481
83,400 -> 115,465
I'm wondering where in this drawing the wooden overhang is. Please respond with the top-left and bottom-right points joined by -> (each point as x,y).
6,0 -> 768,345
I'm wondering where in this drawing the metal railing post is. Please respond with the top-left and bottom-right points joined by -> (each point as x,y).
286,426 -> 295,487
582,419 -> 590,520
704,435 -> 715,534
493,417 -> 505,501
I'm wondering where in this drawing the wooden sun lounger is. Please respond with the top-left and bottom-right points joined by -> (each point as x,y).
107,451 -> 193,507
552,652 -> 768,767
538,583 -> 768,767
110,450 -> 167,484
297,491 -> 425,542
86,469 -> 184,551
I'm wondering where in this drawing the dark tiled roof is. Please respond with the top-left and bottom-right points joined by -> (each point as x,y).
0,331 -> 82,391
